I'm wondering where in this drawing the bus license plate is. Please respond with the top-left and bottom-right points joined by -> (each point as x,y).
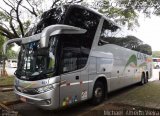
20,96 -> 26,102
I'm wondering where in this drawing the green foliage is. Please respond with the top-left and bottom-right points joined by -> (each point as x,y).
0,0 -> 85,39
152,51 -> 160,58
0,34 -> 5,56
6,49 -> 18,59
97,0 -> 160,29
0,76 -> 14,85
0,11 -> 9,22
0,35 -> 17,59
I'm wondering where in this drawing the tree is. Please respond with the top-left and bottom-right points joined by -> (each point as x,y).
0,35 -> 17,60
0,35 -> 5,56
90,0 -> 160,29
0,0 -> 160,40
0,0 -> 83,40
152,51 -> 160,58
0,35 -> 17,76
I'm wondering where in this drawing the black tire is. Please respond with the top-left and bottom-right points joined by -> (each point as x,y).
91,81 -> 105,105
145,76 -> 148,83
140,74 -> 145,85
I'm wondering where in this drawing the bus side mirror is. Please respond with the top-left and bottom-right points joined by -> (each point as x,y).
40,24 -> 87,48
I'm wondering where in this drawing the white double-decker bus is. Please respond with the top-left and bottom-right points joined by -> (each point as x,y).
3,5 -> 152,110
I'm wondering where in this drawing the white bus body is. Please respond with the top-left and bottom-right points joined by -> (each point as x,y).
3,5 -> 152,110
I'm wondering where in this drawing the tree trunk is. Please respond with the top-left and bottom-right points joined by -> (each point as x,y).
2,59 -> 7,77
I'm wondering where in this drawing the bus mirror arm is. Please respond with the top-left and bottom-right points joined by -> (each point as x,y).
3,38 -> 22,55
40,24 -> 87,48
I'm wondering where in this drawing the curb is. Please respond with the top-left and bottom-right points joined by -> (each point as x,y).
0,85 -> 13,87
0,88 -> 14,92
2,100 -> 22,106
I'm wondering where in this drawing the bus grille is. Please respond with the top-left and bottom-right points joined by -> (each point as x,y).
15,86 -> 38,95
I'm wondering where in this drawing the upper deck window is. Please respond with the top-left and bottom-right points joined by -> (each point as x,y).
64,6 -> 100,49
98,20 -> 152,55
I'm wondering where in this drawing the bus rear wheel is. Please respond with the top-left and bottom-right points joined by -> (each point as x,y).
91,81 -> 105,105
145,77 -> 148,83
140,73 -> 145,85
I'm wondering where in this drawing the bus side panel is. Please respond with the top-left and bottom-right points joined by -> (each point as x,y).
88,56 -> 109,99
95,45 -> 135,90
93,44 -> 152,91
88,56 -> 112,98
88,57 -> 97,99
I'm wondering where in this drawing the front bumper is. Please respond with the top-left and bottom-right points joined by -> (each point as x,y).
14,84 -> 60,110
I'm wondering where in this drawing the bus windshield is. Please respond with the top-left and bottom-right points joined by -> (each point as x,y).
16,37 -> 58,79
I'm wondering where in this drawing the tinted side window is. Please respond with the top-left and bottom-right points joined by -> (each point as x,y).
64,6 -> 100,49
62,47 -> 80,73
60,34 -> 90,73
80,47 -> 90,68
61,36 -> 80,73
135,44 -> 152,55
98,20 -> 120,46
99,20 -> 152,55
119,36 -> 143,50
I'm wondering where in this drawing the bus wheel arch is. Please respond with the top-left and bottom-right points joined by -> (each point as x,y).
91,77 -> 107,105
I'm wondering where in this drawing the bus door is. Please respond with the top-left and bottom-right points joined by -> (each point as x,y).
60,70 -> 81,107
59,41 -> 83,107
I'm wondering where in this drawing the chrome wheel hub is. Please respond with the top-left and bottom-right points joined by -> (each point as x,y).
95,87 -> 102,98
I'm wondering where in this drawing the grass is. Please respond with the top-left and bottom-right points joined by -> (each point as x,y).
108,81 -> 160,108
0,76 -> 14,86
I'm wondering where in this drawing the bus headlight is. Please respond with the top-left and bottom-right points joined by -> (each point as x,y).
36,84 -> 55,93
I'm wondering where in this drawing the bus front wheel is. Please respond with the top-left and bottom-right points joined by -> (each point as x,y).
91,81 -> 105,105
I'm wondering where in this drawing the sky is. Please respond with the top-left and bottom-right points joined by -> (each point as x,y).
133,15 -> 160,51
2,0 -> 160,51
